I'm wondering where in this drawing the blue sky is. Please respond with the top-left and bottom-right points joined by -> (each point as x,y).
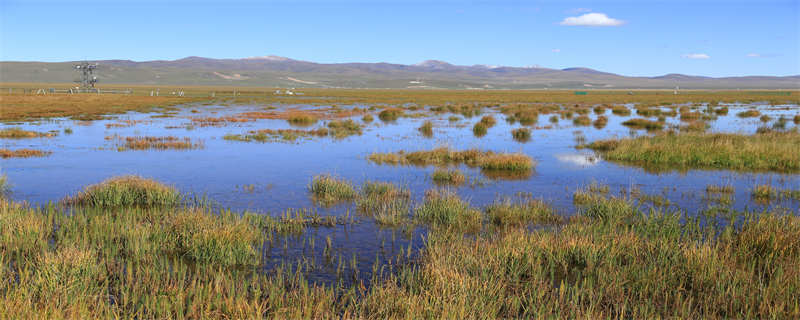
1,0 -> 798,77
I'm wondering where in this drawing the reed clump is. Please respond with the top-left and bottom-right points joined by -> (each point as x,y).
62,175 -> 182,208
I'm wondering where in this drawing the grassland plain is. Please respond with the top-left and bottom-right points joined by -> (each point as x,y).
0,176 -> 798,318
2,86 -> 799,122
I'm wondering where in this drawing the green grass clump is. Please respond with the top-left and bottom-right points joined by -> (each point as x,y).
62,176 -> 181,208
593,105 -> 606,114
368,152 -> 408,165
485,198 -> 561,226
515,111 -> 538,126
448,115 -> 460,122
286,113 -> 317,125
327,119 -> 362,138
414,189 -> 481,230
479,115 -> 496,127
431,169 -> 466,185
0,127 -> 55,138
472,122 -> 488,137
511,127 -> 531,142
794,114 -> 800,124
362,113 -> 374,123
592,115 -> 608,129
611,105 -> 632,116
573,115 -> 592,126
478,153 -> 534,171
621,118 -> 664,131
549,115 -> 559,123
418,120 -> 433,137
737,109 -> 761,118
585,131 -> 800,172
378,108 -> 403,122
309,174 -> 357,205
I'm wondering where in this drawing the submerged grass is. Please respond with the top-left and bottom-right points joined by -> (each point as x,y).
585,131 -> 800,172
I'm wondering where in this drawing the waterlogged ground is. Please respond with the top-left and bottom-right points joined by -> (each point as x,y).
3,100 -> 800,283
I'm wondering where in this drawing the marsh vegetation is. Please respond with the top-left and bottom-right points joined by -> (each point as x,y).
1,88 -> 799,318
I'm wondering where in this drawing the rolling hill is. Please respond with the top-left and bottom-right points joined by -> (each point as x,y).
1,56 -> 798,89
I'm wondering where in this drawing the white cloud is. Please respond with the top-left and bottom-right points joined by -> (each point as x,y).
682,53 -> 710,59
551,49 -> 561,53
560,13 -> 625,27
746,53 -> 761,57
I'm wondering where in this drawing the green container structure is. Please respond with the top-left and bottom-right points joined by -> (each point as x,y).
574,91 -> 588,95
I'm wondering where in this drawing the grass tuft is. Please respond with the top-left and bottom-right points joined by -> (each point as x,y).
309,174 -> 357,205
63,175 -> 181,208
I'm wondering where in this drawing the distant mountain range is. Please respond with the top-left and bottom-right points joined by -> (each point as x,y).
1,56 -> 798,89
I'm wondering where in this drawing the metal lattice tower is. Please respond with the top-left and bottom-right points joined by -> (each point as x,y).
74,62 -> 98,91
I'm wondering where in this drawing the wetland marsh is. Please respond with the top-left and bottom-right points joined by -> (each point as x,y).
1,89 -> 799,318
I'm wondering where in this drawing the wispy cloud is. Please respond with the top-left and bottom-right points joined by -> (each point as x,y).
560,13 -> 624,27
551,49 -> 561,53
567,8 -> 592,14
682,53 -> 710,59
745,53 -> 781,58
